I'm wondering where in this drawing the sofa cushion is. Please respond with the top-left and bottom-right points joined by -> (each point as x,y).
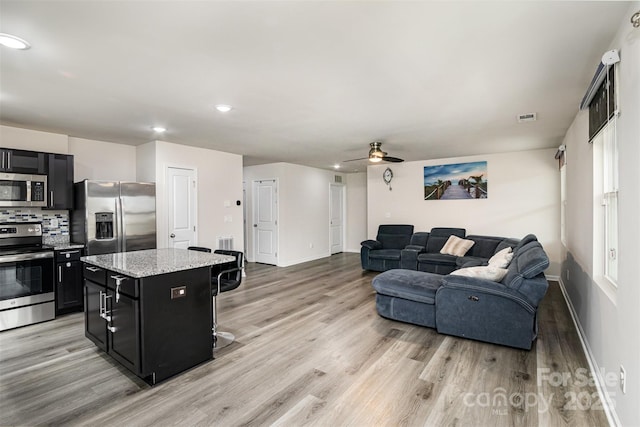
495,237 -> 520,253
369,249 -> 402,260
409,232 -> 430,248
378,234 -> 412,250
372,269 -> 442,305
450,265 -> 509,281
375,225 -> 414,250
466,235 -> 504,258
425,227 -> 466,253
513,234 -> 538,254
488,247 -> 514,268
440,235 -> 475,257
417,252 -> 458,266
502,241 -> 549,289
457,256 -> 487,268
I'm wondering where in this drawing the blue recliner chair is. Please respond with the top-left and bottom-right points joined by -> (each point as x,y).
360,224 -> 414,271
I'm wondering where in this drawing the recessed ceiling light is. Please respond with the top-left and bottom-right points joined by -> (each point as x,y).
152,126 -> 166,133
0,33 -> 31,50
215,104 -> 233,113
334,164 -> 340,169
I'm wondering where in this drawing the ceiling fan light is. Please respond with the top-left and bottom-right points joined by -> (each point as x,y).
369,156 -> 382,163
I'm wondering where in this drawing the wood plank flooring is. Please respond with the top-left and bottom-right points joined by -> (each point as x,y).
0,253 -> 609,426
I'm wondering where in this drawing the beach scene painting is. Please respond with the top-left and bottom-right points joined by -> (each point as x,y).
424,161 -> 488,200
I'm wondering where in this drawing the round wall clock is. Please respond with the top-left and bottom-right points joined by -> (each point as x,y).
383,167 -> 393,184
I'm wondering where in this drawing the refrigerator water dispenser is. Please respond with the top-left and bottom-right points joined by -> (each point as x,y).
95,212 -> 114,240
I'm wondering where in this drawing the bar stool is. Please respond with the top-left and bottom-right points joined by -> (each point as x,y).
187,246 -> 243,349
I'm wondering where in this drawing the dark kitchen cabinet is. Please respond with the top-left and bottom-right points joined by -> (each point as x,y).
84,269 -> 108,351
55,249 -> 84,315
106,287 -> 140,374
46,153 -> 74,209
84,267 -> 143,378
0,148 -> 47,174
83,263 -> 212,385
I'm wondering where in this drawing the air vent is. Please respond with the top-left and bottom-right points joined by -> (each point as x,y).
518,112 -> 537,123
334,175 -> 343,183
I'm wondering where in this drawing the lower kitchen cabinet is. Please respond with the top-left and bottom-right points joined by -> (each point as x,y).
83,264 -> 212,385
84,275 -> 108,351
55,249 -> 84,315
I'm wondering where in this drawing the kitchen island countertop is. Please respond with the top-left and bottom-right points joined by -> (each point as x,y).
81,248 -> 234,278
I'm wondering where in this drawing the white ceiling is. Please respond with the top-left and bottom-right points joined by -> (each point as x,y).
0,1 -> 630,172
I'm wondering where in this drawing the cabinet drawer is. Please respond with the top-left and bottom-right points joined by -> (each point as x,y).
107,274 -> 139,298
56,249 -> 82,262
84,264 -> 106,285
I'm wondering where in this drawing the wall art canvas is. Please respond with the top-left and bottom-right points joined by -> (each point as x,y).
424,161 -> 488,200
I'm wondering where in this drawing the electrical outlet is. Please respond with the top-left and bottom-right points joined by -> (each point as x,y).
620,366 -> 627,394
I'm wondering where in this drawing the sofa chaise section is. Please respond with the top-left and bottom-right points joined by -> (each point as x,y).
372,236 -> 550,350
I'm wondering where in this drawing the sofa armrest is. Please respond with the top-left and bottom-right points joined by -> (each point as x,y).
439,274 -> 536,313
404,244 -> 425,252
400,247 -> 421,270
361,240 -> 382,250
435,274 -> 540,350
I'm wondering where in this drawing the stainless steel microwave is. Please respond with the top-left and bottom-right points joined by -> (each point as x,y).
0,173 -> 47,207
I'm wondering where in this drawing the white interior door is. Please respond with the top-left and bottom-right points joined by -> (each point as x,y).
253,179 -> 278,265
166,166 -> 197,249
330,184 -> 344,254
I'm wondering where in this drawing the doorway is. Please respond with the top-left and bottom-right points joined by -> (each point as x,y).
252,179 -> 278,265
330,183 -> 345,254
166,166 -> 197,249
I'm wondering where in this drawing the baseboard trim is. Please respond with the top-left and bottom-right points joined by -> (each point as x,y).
556,278 -> 621,427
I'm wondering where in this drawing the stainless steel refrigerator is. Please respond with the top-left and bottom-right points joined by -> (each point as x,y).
72,180 -> 156,255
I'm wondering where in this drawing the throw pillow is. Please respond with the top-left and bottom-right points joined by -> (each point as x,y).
450,266 -> 509,282
488,247 -> 514,268
440,235 -> 475,257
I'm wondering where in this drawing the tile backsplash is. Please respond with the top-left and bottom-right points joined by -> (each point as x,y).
0,209 -> 70,245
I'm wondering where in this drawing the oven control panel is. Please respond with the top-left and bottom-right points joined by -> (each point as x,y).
0,223 -> 42,238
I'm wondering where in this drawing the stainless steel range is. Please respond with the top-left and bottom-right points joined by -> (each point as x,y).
0,222 -> 54,331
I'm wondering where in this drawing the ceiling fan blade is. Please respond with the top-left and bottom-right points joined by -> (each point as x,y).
342,157 -> 369,162
382,156 -> 404,163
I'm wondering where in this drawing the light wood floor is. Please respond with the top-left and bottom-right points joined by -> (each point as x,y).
0,253 -> 608,426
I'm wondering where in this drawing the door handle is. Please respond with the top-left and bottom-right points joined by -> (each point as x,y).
170,233 -> 175,238
253,224 -> 257,227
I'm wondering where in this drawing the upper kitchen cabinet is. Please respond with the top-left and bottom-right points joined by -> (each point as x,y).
0,148 -> 47,174
46,153 -> 74,210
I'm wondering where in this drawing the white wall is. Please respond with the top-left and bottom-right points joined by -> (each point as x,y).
0,125 -> 68,153
367,149 -> 561,275
0,125 -> 139,182
140,140 -> 244,252
68,137 -> 137,181
346,172 -> 367,252
243,162 -> 348,267
561,4 -> 640,425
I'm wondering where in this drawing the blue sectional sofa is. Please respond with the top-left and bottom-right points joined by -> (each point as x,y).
362,226 -> 521,274
372,234 -> 549,350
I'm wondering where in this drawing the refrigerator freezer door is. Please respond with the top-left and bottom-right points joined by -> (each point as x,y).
84,181 -> 120,255
120,182 -> 156,252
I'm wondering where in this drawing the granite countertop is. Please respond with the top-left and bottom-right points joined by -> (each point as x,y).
81,248 -> 235,278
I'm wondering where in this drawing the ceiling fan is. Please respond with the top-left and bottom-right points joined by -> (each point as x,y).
343,142 -> 405,163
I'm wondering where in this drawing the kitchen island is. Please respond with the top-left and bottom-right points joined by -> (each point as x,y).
82,248 -> 234,385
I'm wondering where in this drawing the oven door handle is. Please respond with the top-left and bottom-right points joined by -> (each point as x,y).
0,252 -> 54,262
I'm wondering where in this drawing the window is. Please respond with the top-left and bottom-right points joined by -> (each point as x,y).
602,120 -> 618,284
590,63 -> 618,292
